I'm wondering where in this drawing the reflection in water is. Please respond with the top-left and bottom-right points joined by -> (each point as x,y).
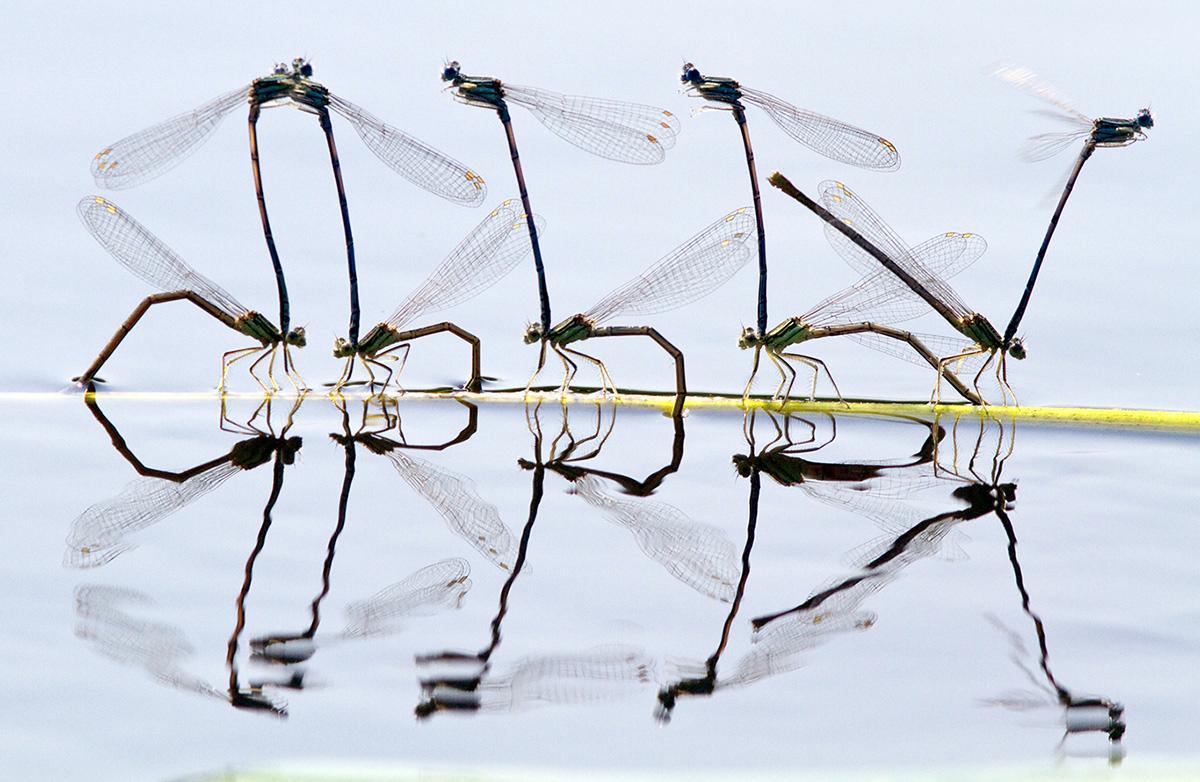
416,402 -> 675,718
65,395 -> 1126,751
65,396 -> 303,567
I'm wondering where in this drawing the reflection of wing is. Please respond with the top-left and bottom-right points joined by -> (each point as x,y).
573,476 -> 738,602
74,584 -> 226,700
386,451 -> 517,570
65,462 -> 240,568
477,645 -> 655,712
343,558 -> 471,638
722,583 -> 878,689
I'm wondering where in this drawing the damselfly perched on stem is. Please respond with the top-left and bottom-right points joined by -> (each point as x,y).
768,174 -> 1025,404
441,60 -> 679,375
331,199 -> 540,393
992,65 -> 1153,345
680,63 -> 899,347
738,221 -> 988,406
92,57 -> 487,358
522,208 -> 755,413
75,196 -> 307,392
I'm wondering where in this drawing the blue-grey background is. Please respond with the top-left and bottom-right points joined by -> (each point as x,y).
2,0 -> 1196,408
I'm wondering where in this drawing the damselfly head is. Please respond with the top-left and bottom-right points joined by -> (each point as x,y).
272,62 -> 289,75
681,62 -> 701,84
523,322 -> 544,344
442,61 -> 462,83
1007,337 -> 1027,360
286,327 -> 307,347
737,326 -> 759,349
731,453 -> 753,478
292,58 -> 313,78
1137,108 -> 1154,129
331,336 -> 354,358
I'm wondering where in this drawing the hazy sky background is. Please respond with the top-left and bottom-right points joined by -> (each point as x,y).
2,0 -> 1195,409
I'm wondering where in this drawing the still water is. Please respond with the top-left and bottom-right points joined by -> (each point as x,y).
2,393 -> 1197,780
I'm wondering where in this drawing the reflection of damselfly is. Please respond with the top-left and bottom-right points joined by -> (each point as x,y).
442,61 -> 679,381
331,200 -> 540,393
769,174 -> 1025,404
92,58 -> 486,351
681,62 -> 899,341
992,65 -> 1153,350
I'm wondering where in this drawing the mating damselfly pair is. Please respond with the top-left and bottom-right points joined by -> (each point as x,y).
75,58 -> 1152,408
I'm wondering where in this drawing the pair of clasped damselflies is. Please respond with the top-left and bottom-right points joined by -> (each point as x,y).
90,57 -> 486,389
680,63 -> 911,403
763,68 -> 1152,405
442,62 -> 749,408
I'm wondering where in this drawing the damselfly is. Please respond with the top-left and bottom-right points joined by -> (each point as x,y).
92,58 -> 487,352
992,65 -> 1153,344
680,63 -> 899,342
742,189 -> 990,404
768,174 -> 1025,404
331,199 -> 540,392
441,60 -> 679,357
522,208 -> 755,411
75,196 -> 306,391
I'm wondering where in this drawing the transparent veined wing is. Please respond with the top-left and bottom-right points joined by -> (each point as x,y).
386,450 -> 518,571
78,196 -> 250,321
847,330 -> 990,376
1020,128 -> 1094,162
819,181 -> 976,321
64,461 -> 241,568
572,476 -> 739,602
328,94 -> 487,206
584,207 -> 755,325
92,86 -> 249,189
343,558 -> 472,638
503,83 -> 680,165
383,199 -> 541,332
804,232 -> 988,326
740,86 -> 900,171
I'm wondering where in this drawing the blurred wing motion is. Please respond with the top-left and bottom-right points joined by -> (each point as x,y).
503,83 -> 679,164
740,86 -> 900,171
383,199 -> 541,332
477,645 -> 656,712
91,86 -> 249,189
572,476 -> 739,602
329,94 -> 487,205
78,196 -> 250,320
343,558 -> 472,638
991,65 -> 1097,162
386,450 -> 518,570
819,181 -> 976,322
65,462 -> 240,568
585,207 -> 755,325
74,584 -> 226,700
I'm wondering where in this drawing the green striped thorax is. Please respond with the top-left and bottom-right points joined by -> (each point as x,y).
524,314 -> 595,346
332,324 -> 400,359
681,63 -> 745,110
234,312 -> 306,348
738,318 -> 811,350
442,61 -> 509,118
250,58 -> 330,113
962,314 -> 1026,360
